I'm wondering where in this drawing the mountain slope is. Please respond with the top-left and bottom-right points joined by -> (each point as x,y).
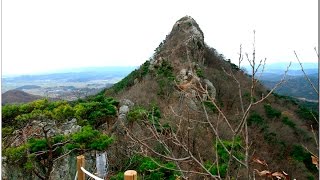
106,16 -> 319,179
2,90 -> 44,104
262,75 -> 319,101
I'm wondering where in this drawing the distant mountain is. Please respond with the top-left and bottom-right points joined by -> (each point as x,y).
260,62 -> 318,70
244,62 -> 318,76
2,66 -> 136,84
15,85 -> 41,90
262,76 -> 319,101
245,62 -> 319,101
2,66 -> 135,94
2,90 -> 44,104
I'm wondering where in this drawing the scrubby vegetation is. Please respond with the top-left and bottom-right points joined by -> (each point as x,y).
264,103 -> 281,119
2,94 -> 118,179
155,60 -> 175,97
2,94 -> 118,129
205,137 -> 244,178
296,105 -> 319,128
110,155 -> 179,180
110,61 -> 150,93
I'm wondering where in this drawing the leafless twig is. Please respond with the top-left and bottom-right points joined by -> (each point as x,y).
294,51 -> 319,94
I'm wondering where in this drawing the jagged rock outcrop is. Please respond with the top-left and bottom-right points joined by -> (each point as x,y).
146,16 -> 217,108
2,119 -> 82,180
150,16 -> 206,70
111,99 -> 134,134
118,99 -> 134,121
203,78 -> 216,99
112,16 -> 217,112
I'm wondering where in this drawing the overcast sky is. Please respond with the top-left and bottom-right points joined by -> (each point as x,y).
2,0 -> 318,75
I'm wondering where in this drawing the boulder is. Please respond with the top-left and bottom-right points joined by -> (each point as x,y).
119,105 -> 129,115
119,99 -> 134,108
203,79 -> 216,99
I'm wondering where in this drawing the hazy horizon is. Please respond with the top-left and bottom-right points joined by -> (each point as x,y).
2,62 -> 318,77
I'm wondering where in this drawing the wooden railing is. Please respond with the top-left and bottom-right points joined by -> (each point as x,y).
76,155 -> 137,180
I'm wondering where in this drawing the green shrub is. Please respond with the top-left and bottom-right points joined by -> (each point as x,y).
140,61 -> 150,77
282,116 -> 296,128
89,134 -> 114,151
112,155 -> 179,180
110,172 -> 124,180
2,127 -> 14,137
28,138 -> 48,153
2,104 -> 21,124
73,96 -> 117,126
156,61 -> 175,97
205,163 -> 228,177
14,109 -> 53,128
296,106 -> 319,127
127,107 -> 148,122
4,145 -> 28,163
30,99 -> 50,110
196,68 -> 204,78
52,104 -> 75,122
247,111 -> 265,126
264,104 -> 281,119
111,70 -> 139,93
71,125 -> 114,151
203,101 -> 217,113
206,137 -> 244,177
290,144 -> 318,173
263,132 -> 277,144
19,103 -> 35,114
111,61 -> 150,93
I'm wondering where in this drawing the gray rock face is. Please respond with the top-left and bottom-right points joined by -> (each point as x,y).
134,78 -> 139,85
3,118 -> 84,180
172,16 -> 204,42
50,152 -> 96,180
187,99 -> 199,111
119,99 -> 134,108
203,79 -> 216,99
96,152 -> 107,178
119,105 -> 129,115
111,99 -> 134,134
61,118 -> 81,135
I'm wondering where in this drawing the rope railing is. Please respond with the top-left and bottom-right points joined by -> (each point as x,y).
80,167 -> 104,180
76,155 -> 137,180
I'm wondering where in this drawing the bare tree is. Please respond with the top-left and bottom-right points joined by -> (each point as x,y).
120,31 -> 291,179
294,48 -> 319,170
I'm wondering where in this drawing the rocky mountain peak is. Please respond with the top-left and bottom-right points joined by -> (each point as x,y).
150,16 -> 206,74
170,15 -> 204,44
146,16 -> 216,100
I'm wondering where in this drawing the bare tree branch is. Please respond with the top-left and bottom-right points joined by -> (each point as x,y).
294,51 -> 319,94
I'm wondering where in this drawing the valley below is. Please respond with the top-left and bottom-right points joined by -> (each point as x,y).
2,67 -> 135,102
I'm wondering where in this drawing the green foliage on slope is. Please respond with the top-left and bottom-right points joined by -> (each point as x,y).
110,155 -> 179,180
155,60 -> 175,97
264,104 -> 281,119
205,137 -> 244,178
110,61 -> 150,93
2,94 -> 118,129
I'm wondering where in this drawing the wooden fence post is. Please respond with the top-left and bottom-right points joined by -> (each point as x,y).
77,155 -> 85,180
124,170 -> 137,180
